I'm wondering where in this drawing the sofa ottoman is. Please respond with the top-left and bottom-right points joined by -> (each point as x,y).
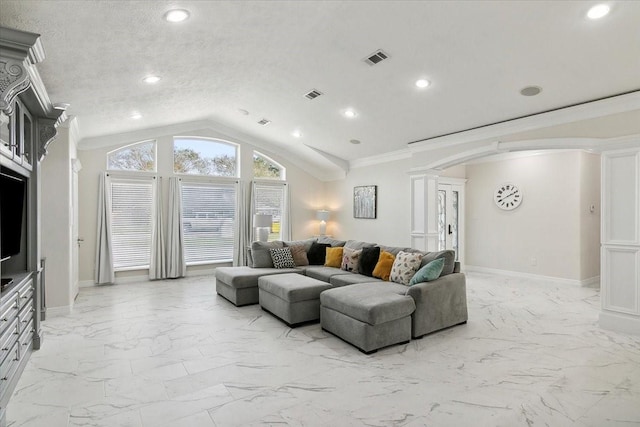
320,283 -> 416,354
215,266 -> 301,306
259,273 -> 333,326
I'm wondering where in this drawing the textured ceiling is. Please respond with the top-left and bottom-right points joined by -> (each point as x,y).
1,0 -> 639,175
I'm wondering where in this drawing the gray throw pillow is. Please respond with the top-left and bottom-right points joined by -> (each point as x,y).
283,238 -> 316,252
250,241 -> 284,268
316,236 -> 346,247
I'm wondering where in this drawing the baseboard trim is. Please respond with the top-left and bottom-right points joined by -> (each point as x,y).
465,265 -> 600,287
78,268 -> 218,288
46,305 -> 73,318
599,310 -> 640,336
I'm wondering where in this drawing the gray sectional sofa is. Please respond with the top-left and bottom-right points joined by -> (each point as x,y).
215,237 -> 468,353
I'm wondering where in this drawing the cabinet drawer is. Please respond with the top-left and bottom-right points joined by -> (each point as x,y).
17,280 -> 33,311
0,297 -> 18,325
0,318 -> 18,364
0,342 -> 19,396
17,303 -> 33,334
18,319 -> 33,358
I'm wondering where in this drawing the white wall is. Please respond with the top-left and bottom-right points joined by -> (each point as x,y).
465,151 -> 600,282
325,158 -> 413,246
41,123 -> 79,310
77,126 -> 325,282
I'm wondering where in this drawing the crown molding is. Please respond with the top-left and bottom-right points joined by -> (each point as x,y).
409,91 -> 640,154
350,148 -> 411,169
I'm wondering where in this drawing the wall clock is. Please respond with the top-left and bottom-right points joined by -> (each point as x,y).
494,183 -> 522,210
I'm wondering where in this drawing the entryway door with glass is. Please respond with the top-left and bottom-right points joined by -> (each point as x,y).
437,179 -> 465,266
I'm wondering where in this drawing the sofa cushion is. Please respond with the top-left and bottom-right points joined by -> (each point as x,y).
358,246 -> 380,277
215,266 -> 301,289
344,240 -> 376,250
376,245 -> 411,256
390,251 -> 423,285
330,273 -> 383,287
270,247 -> 297,269
288,245 -> 309,266
284,238 -> 316,252
317,236 -> 346,247
250,241 -> 284,268
325,247 -> 344,268
409,258 -> 444,286
307,242 -> 331,265
373,251 -> 395,281
258,273 -> 332,303
341,247 -> 362,272
305,266 -> 351,282
420,250 -> 456,276
320,283 -> 415,325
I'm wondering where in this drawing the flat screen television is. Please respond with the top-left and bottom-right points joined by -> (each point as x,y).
0,171 -> 26,261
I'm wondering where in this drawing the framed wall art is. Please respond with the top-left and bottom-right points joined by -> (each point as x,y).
354,185 -> 377,219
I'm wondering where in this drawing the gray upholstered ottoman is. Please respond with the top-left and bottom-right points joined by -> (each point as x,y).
320,283 -> 416,354
215,267 -> 301,306
258,273 -> 333,326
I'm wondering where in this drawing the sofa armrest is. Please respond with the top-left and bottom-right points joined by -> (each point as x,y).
405,273 -> 468,338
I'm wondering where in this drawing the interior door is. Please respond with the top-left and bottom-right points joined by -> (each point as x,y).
437,183 -> 464,263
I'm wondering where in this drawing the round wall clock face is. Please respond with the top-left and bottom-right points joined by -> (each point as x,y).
494,183 -> 522,210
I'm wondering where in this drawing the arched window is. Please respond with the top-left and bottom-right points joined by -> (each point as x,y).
107,140 -> 156,171
173,137 -> 238,177
253,151 -> 285,180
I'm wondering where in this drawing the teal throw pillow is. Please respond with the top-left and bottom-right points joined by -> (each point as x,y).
409,258 -> 445,286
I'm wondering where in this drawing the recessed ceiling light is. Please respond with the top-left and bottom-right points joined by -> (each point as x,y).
415,79 -> 430,88
142,75 -> 161,84
343,109 -> 357,118
292,130 -> 302,138
350,139 -> 361,145
164,9 -> 190,23
520,86 -> 542,96
587,4 -> 610,19
131,112 -> 142,120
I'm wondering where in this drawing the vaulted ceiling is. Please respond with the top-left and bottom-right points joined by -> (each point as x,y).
1,1 -> 639,177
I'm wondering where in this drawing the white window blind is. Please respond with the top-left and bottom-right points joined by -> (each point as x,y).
181,182 -> 236,264
110,178 -> 154,269
253,183 -> 286,241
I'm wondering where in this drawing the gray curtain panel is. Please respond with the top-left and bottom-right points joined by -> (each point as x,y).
166,177 -> 186,278
149,176 -> 167,280
95,173 -> 115,284
233,181 -> 250,266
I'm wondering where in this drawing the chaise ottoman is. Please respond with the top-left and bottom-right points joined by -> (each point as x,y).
320,283 -> 416,354
215,266 -> 301,306
258,273 -> 333,326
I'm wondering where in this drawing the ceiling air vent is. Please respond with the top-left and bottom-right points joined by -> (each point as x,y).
304,89 -> 323,100
363,49 -> 389,66
257,118 -> 271,126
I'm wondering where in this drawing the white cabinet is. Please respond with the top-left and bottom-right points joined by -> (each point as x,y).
600,149 -> 640,334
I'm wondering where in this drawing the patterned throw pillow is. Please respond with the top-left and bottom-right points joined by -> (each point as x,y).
269,247 -> 296,269
341,248 -> 362,272
390,251 -> 424,285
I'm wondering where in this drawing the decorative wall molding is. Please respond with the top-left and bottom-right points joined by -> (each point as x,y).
38,118 -> 58,160
0,58 -> 30,115
350,148 -> 411,169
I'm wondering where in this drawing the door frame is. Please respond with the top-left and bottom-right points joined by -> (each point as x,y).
438,177 -> 466,269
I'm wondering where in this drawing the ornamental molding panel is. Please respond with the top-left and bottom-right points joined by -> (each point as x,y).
37,118 -> 58,161
0,58 -> 30,115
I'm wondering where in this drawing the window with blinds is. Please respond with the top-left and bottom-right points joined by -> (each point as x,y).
253,183 -> 286,241
181,182 -> 236,264
110,179 -> 154,270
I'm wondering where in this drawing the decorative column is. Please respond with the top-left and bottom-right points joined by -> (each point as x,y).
410,172 -> 440,252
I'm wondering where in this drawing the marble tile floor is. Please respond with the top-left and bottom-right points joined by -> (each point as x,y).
6,272 -> 640,427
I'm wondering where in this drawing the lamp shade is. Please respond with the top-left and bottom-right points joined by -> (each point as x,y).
316,210 -> 330,221
253,214 -> 272,228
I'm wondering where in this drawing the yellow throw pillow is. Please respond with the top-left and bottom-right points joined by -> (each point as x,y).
373,251 -> 395,281
324,247 -> 344,268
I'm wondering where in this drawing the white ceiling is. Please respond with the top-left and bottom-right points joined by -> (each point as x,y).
1,1 -> 639,175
